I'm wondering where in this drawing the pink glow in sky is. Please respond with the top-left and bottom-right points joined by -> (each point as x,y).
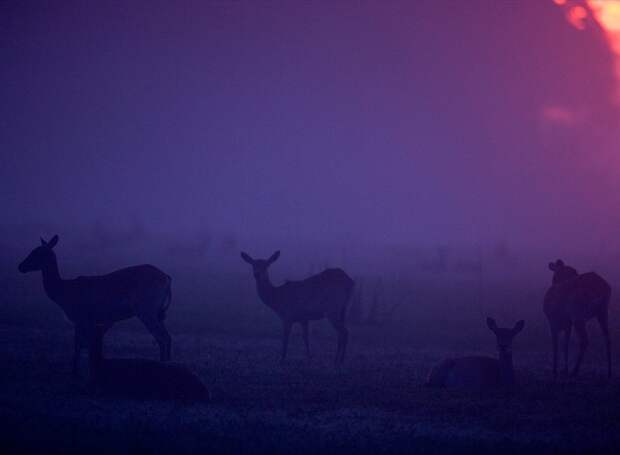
3,1 -> 620,254
554,0 -> 620,102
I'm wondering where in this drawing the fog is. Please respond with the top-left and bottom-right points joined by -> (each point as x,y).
2,1 -> 620,273
5,4 -> 620,451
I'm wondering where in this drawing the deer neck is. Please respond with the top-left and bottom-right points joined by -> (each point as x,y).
498,350 -> 515,385
41,255 -> 63,302
256,273 -> 277,308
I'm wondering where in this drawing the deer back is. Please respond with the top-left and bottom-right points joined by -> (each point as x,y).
59,264 -> 170,324
272,268 -> 353,320
544,272 -> 610,322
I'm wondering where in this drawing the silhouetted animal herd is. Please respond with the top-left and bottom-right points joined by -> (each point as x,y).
17,236 -> 613,401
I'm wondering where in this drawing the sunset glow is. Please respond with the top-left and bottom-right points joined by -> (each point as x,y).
589,0 -> 620,53
589,0 -> 620,102
567,5 -> 588,30
553,0 -> 620,102
541,105 -> 583,127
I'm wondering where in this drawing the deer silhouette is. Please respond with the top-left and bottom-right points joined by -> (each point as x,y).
241,251 -> 354,364
426,317 -> 525,388
18,236 -> 172,377
545,259 -> 611,379
95,358 -> 209,402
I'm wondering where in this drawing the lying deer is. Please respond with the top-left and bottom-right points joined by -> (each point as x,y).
426,318 -> 525,388
18,235 -> 172,376
545,259 -> 611,379
241,251 -> 354,364
95,358 -> 209,402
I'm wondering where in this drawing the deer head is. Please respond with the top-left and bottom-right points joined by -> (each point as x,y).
18,235 -> 59,273
240,251 -> 280,280
548,259 -> 578,285
486,317 -> 524,357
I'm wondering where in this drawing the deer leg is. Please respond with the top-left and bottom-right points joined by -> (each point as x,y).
571,321 -> 589,378
563,323 -> 572,376
551,329 -> 559,380
597,311 -> 612,378
90,324 -> 105,360
301,321 -> 312,359
140,316 -> 172,361
72,326 -> 82,377
328,317 -> 348,365
87,325 -> 103,383
338,306 -> 348,364
338,326 -> 348,365
95,324 -> 107,362
88,340 -> 101,380
158,321 -> 172,361
281,322 -> 292,363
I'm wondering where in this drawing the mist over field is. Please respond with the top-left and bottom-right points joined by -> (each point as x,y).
3,0 -> 620,453
3,1 -> 620,254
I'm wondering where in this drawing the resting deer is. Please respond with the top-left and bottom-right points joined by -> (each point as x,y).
18,236 -> 172,377
426,318 -> 525,388
241,251 -> 354,364
545,259 -> 611,379
96,358 -> 209,402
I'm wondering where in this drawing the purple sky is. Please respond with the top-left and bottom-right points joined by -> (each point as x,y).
2,1 -> 620,253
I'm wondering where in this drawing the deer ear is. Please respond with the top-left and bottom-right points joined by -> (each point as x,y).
486,317 -> 498,332
548,262 -> 556,271
240,252 -> 254,265
268,250 -> 280,264
556,259 -> 564,267
513,320 -> 525,334
48,235 -> 59,249
40,238 -> 47,246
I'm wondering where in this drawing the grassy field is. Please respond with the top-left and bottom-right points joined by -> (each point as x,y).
1,265 -> 620,453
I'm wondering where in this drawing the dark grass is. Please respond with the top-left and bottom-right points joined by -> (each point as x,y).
1,267 -> 620,453
1,329 -> 619,453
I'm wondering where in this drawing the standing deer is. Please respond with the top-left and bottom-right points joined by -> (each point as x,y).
426,317 -> 525,388
18,235 -> 172,377
545,259 -> 611,379
241,251 -> 354,364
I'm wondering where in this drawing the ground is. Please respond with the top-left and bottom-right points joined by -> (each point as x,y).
1,323 -> 619,453
1,268 -> 620,453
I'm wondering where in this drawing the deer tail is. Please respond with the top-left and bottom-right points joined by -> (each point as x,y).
159,278 -> 172,322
